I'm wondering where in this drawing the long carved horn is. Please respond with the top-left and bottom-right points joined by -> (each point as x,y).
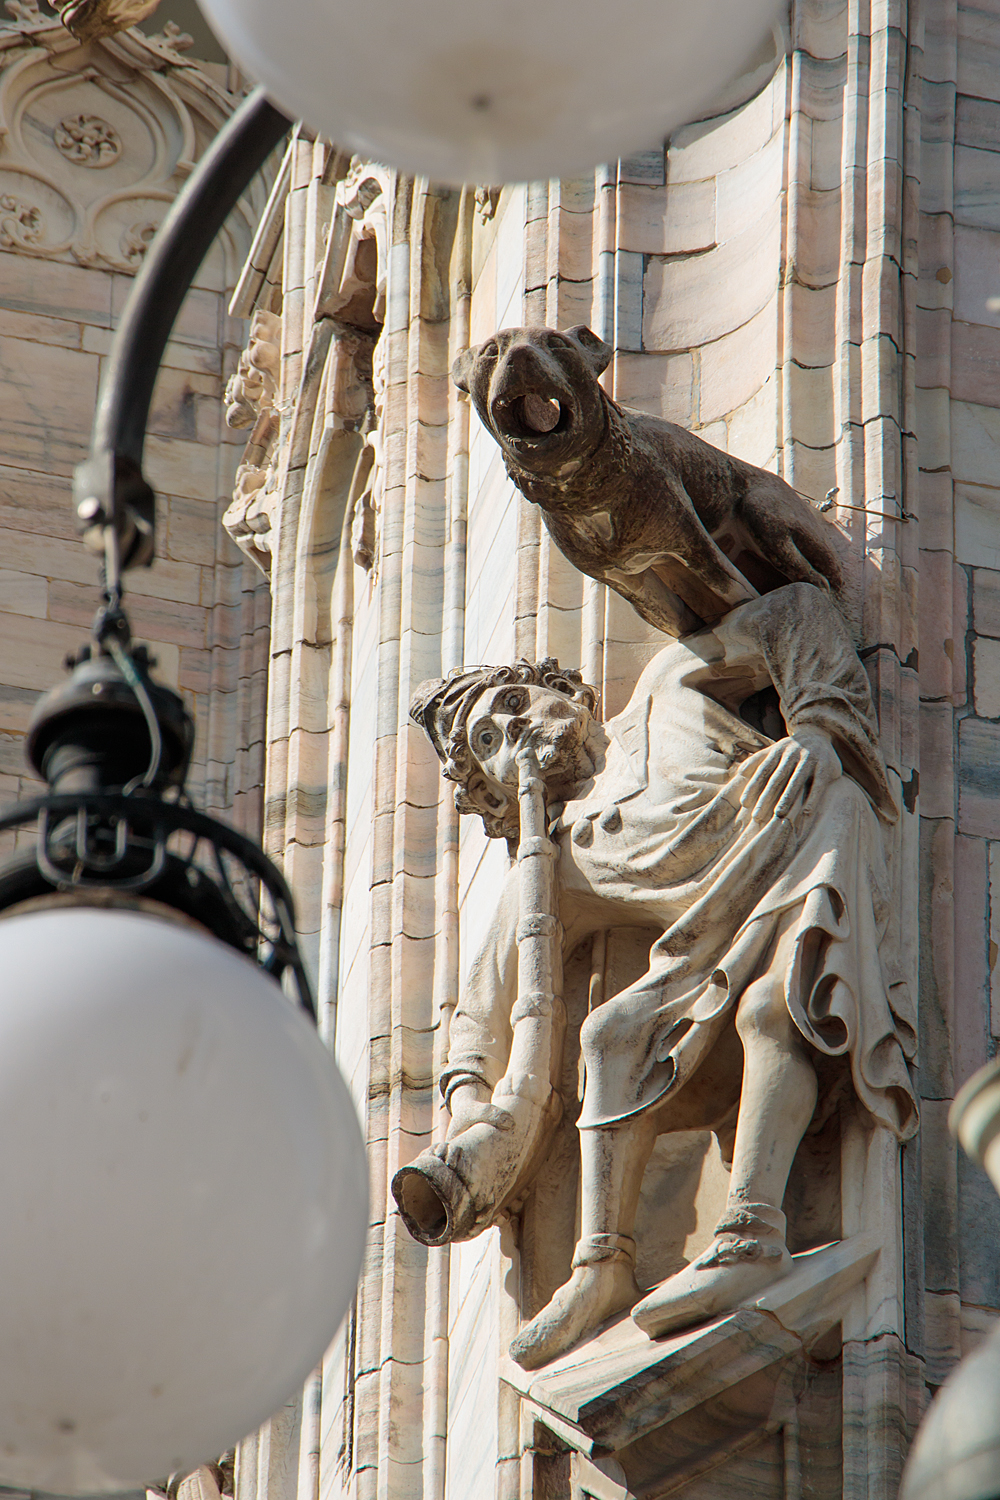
391,744 -> 565,1246
501,742 -> 566,1162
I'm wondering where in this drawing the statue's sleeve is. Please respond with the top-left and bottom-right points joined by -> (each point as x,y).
714,582 -> 896,820
439,861 -> 520,1108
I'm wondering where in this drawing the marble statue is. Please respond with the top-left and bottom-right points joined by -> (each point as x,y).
391,325 -> 918,1373
452,324 -> 847,638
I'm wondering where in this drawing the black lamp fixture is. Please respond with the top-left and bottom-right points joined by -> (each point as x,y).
8,93 -> 310,1014
0,89 -> 367,1498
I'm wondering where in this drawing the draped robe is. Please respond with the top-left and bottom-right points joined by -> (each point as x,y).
442,583 -> 918,1142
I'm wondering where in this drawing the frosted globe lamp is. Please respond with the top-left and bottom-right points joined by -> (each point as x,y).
197,0 -> 785,185
0,85 -> 367,1500
0,613 -> 368,1495
0,903 -> 367,1495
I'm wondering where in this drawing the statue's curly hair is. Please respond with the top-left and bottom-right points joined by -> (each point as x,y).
409,658 -> 599,839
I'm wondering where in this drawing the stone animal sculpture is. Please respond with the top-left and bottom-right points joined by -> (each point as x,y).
452,325 -> 845,638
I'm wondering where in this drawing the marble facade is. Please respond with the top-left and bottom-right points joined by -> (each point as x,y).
2,0 -> 999,1495
218,2 -> 1000,1494
0,3 -> 271,860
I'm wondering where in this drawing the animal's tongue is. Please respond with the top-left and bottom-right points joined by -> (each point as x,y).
522,393 -> 561,433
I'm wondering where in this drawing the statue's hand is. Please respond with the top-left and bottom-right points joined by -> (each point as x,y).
738,728 -> 841,824
445,1080 -> 501,1136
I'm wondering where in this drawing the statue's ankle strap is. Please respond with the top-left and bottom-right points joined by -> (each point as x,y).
572,1233 -> 636,1268
714,1201 -> 786,1241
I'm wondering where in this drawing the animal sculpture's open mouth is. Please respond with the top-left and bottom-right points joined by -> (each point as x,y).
494,392 -> 571,440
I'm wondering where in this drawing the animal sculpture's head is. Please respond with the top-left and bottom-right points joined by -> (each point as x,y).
452,325 -> 612,480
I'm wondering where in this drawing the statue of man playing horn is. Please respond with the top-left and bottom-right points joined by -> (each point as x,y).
393,582 -> 917,1373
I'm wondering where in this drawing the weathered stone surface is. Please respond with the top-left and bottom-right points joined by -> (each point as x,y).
956,482 -> 1000,568
503,1236 -> 875,1500
959,717 -> 1000,836
644,199 -> 782,352
973,635 -> 1000,717
200,13 -> 1000,1493
452,325 -> 844,639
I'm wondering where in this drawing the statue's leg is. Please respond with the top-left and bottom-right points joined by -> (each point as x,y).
508,1113 -> 655,1370
632,919 -> 817,1338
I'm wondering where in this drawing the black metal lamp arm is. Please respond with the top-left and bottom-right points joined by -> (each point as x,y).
73,87 -> 292,584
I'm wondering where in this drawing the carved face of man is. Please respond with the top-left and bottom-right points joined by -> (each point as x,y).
466,682 -> 596,798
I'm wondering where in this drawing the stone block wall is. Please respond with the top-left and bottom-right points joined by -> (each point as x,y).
0,10 -> 270,844
209,1 -> 1000,1496
911,0 -> 1000,1389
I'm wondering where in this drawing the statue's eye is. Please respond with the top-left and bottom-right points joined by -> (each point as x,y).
474,725 -> 498,754
481,340 -> 498,360
503,691 -> 524,713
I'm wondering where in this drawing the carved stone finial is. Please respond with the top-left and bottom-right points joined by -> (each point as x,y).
51,0 -> 161,41
144,18 -> 194,54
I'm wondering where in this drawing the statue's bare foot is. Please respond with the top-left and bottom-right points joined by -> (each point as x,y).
632,1204 -> 792,1339
509,1258 -> 641,1371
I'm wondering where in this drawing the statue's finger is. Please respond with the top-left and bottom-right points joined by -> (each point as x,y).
774,757 -> 813,818
752,744 -> 802,822
736,745 -> 770,778
739,744 -> 784,807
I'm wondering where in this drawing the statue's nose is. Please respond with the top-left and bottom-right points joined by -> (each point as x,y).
505,716 -> 529,744
493,343 -> 545,398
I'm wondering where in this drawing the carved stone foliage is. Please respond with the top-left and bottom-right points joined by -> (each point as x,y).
0,6 -> 245,272
54,113 -> 121,166
222,459 -> 278,576
0,188 -> 40,248
224,159 -> 391,581
225,309 -> 281,431
222,309 -> 282,574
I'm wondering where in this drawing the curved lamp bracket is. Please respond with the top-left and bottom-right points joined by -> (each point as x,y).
72,87 -> 292,585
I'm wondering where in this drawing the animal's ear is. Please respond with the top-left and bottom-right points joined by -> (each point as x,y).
451,345 -> 478,392
565,325 -> 613,377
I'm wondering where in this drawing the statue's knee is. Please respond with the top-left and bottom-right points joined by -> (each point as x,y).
735,978 -> 790,1045
581,1004 -> 614,1054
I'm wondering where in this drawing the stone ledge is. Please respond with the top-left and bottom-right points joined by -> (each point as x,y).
504,1234 -> 878,1485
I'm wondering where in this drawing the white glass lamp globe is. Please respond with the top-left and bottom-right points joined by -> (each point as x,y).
0,905 -> 368,1496
197,0 -> 784,185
